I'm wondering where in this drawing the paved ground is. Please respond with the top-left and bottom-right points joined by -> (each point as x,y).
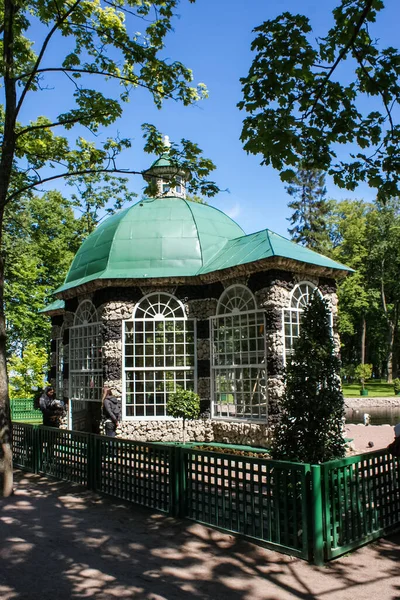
1,470 -> 400,600
345,423 -> 395,453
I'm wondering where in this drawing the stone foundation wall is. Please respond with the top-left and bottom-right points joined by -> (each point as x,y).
344,397 -> 400,408
119,418 -> 271,447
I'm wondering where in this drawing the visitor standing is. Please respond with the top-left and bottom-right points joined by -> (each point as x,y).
387,423 -> 400,457
102,387 -> 121,437
39,386 -> 62,427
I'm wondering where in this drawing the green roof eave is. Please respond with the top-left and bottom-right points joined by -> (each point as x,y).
54,264 -> 201,294
39,299 -> 65,314
198,229 -> 354,275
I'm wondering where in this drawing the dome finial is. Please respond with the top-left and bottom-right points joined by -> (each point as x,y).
163,135 -> 171,150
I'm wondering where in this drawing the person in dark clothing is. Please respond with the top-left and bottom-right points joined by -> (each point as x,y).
102,387 -> 121,437
39,386 -> 62,427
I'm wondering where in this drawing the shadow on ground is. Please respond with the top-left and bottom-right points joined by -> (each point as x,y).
0,470 -> 399,600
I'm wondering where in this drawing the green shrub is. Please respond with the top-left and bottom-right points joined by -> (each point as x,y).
167,387 -> 200,443
393,378 -> 400,394
354,363 -> 373,390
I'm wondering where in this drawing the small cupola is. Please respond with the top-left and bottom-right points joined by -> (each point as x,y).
142,135 -> 189,199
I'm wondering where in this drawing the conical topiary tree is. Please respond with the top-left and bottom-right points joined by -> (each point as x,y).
271,293 -> 346,464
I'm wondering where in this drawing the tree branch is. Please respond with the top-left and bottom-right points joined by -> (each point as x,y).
6,167 -> 142,204
16,0 -> 84,117
353,47 -> 395,135
307,0 -> 374,117
16,113 -> 108,138
16,66 -> 179,100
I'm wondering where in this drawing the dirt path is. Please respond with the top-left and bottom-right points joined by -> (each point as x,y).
1,470 -> 400,600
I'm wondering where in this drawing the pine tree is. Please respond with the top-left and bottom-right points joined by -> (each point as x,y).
286,169 -> 331,252
271,293 -> 346,463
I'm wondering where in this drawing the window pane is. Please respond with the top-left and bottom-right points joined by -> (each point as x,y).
124,299 -> 196,418
212,301 -> 267,421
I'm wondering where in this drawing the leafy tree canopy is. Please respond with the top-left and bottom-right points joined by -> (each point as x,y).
4,190 -> 83,354
239,1 -> 400,201
8,343 -> 48,399
1,0 -> 217,209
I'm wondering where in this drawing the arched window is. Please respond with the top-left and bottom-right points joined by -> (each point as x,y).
123,293 -> 196,418
69,300 -> 103,403
217,284 -> 256,315
283,282 -> 322,359
55,323 -> 64,400
212,285 -> 267,420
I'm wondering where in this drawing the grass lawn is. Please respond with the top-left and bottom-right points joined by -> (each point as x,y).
342,381 -> 398,398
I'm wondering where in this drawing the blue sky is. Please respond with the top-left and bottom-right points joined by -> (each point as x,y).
21,0 -> 400,237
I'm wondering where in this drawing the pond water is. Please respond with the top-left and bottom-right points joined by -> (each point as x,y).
345,406 -> 400,426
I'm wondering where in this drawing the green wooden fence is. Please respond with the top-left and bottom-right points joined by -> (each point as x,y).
94,436 -> 174,512
179,446 -> 311,559
12,423 -> 174,514
10,397 -> 42,423
320,450 -> 400,560
11,423 -> 400,563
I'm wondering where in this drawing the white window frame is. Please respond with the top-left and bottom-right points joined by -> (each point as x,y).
282,281 -> 323,363
55,323 -> 64,400
211,285 -> 268,422
122,292 -> 197,420
69,300 -> 103,404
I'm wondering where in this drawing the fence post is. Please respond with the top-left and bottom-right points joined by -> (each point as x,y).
178,447 -> 187,519
169,446 -> 178,516
311,465 -> 324,565
170,446 -> 186,518
87,434 -> 95,491
33,426 -> 40,474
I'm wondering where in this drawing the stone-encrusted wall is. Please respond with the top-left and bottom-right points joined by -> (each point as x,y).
255,280 -> 292,423
120,417 -> 271,447
99,300 -> 136,385
184,296 -> 217,413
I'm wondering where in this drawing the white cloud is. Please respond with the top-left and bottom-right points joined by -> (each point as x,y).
225,202 -> 241,219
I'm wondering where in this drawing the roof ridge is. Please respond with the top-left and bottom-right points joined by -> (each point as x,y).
183,198 -> 204,267
107,201 -> 140,274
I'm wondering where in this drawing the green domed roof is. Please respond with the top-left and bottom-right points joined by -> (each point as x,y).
56,197 -> 245,293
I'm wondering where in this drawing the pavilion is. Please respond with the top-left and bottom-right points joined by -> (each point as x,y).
42,144 -> 352,444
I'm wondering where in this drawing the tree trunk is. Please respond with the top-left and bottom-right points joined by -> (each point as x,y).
386,304 -> 398,384
393,321 -> 399,380
361,315 -> 366,364
0,1 -> 18,496
387,321 -> 395,383
0,251 -> 13,497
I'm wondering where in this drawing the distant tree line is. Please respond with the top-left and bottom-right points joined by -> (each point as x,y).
286,167 -> 400,383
